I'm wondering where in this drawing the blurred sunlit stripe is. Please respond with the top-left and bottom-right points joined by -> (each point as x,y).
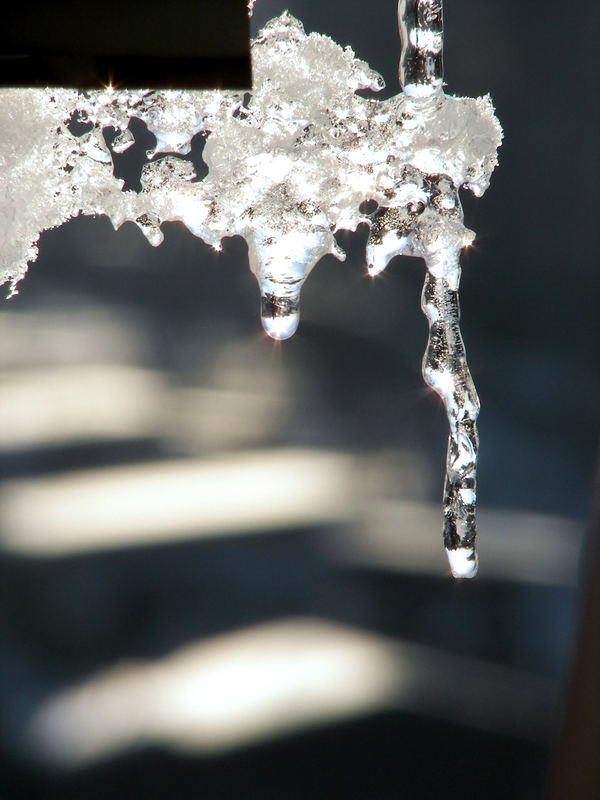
26,618 -> 556,768
0,308 -> 146,369
0,450 -> 359,555
0,447 -> 583,585
0,365 -> 167,448
168,386 -> 288,451
0,364 -> 288,450
340,501 -> 585,586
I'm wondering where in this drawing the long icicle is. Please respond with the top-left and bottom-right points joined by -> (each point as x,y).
421,257 -> 479,577
399,0 -> 480,576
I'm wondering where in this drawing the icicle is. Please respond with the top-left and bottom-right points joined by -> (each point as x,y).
397,1 -> 480,576
421,254 -> 479,577
398,0 -> 443,93
247,229 -> 340,341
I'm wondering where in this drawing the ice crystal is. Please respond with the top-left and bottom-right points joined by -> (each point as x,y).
0,11 -> 502,575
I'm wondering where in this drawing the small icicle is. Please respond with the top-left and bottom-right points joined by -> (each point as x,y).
255,262 -> 304,341
247,229 -> 336,341
421,252 -> 479,577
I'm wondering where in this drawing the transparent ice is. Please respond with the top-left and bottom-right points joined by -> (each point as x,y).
0,7 -> 501,575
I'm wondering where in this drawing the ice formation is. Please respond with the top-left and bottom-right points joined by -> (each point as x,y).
0,6 -> 501,575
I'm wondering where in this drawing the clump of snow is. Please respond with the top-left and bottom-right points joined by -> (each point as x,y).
0,12 -> 501,304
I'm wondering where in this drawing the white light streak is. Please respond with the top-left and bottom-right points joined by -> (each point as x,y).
0,450 -> 359,556
25,618 -> 556,769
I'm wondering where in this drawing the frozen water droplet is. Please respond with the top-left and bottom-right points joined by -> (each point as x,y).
260,293 -> 300,340
446,548 -> 478,579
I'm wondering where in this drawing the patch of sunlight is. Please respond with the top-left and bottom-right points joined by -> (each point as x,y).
25,617 -> 555,769
0,308 -> 146,369
0,365 -> 167,448
0,363 -> 289,451
27,619 -> 403,766
0,449 -> 359,555
166,386 -> 289,452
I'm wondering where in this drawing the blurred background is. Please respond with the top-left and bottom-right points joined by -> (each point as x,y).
0,1 -> 598,797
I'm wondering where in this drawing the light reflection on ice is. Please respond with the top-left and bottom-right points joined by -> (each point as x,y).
446,546 -> 479,579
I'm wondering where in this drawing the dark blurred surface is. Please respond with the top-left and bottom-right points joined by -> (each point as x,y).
0,1 -> 598,798
1,0 -> 251,88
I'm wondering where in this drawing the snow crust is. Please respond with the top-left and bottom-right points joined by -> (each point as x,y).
0,12 -> 501,305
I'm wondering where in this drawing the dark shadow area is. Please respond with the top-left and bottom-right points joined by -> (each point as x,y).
1,714 -> 547,800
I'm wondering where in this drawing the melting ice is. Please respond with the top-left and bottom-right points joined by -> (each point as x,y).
0,12 -> 502,575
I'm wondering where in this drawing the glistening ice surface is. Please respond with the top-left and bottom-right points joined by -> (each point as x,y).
0,12 -> 502,574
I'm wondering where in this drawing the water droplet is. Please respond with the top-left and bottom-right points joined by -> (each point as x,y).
446,547 -> 478,579
260,293 -> 300,340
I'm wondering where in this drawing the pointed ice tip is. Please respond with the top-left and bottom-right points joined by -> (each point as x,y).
446,548 -> 478,579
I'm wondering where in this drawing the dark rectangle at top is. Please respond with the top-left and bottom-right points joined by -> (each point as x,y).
0,0 -> 251,89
